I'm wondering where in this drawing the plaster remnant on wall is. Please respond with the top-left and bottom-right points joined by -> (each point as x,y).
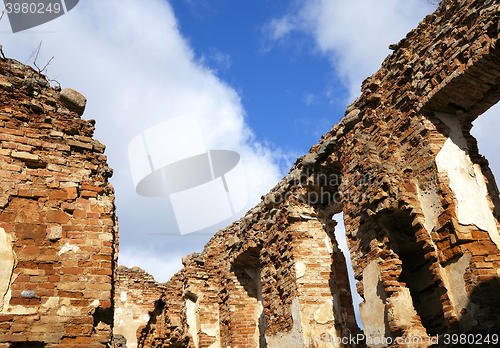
287,204 -> 317,220
201,320 -> 219,341
324,235 -> 333,254
266,297 -> 304,348
0,227 -> 14,312
435,113 -> 500,250
360,260 -> 392,347
114,266 -> 164,348
244,268 -> 267,347
186,297 -> 200,348
387,288 -> 423,338
441,253 -> 476,332
114,304 -> 152,348
57,305 -> 82,317
313,299 -> 335,325
99,232 -> 114,242
120,291 -> 127,302
42,296 -> 60,310
58,242 -> 81,255
47,225 -> 63,241
295,261 -> 306,279
416,184 -> 441,234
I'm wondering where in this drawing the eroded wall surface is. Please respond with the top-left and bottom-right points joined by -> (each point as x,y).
113,266 -> 165,348
130,0 -> 500,347
0,58 -> 118,347
332,0 -> 500,344
134,167 -> 362,348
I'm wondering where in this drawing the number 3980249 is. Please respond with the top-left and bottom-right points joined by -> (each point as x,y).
443,334 -> 499,345
5,2 -> 62,14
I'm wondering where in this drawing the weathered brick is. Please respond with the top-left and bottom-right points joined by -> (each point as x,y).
87,283 -> 112,291
0,315 -> 13,322
11,151 -> 39,162
60,336 -> 92,344
0,57 -> 118,347
49,189 -> 68,201
58,290 -> 84,298
15,223 -> 46,239
59,267 -> 83,275
45,210 -> 70,224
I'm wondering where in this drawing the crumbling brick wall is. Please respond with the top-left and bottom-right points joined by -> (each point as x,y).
135,0 -> 500,347
330,0 -> 500,344
136,270 -> 188,347
0,57 -> 118,347
136,163 -> 361,348
113,266 -> 165,348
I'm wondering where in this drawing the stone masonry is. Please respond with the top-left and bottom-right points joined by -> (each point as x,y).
0,58 -> 118,347
133,0 -> 500,347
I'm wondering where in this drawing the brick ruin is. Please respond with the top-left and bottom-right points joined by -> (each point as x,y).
133,0 -> 500,347
0,0 -> 500,347
0,58 -> 118,347
113,267 -> 164,348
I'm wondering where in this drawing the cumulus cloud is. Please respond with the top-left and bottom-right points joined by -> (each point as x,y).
119,248 -> 184,283
202,48 -> 232,73
303,92 -> 317,106
262,0 -> 436,101
261,0 -> 499,178
0,0 -> 287,280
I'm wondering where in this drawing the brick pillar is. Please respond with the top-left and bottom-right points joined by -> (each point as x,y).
0,58 -> 118,347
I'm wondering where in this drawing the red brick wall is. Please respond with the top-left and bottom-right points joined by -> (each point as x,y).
0,58 -> 118,347
113,266 -> 164,347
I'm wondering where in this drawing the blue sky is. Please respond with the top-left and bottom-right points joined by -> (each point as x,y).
169,0 -> 343,155
1,0 -> 499,328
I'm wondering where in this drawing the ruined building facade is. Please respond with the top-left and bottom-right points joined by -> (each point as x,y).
134,0 -> 500,347
0,0 -> 500,347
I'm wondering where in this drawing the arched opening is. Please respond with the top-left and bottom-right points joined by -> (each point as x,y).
379,209 -> 447,335
220,246 -> 266,348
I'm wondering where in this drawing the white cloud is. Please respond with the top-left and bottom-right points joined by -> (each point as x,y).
204,48 -> 232,73
303,92 -> 317,106
266,16 -> 295,41
0,0 -> 287,281
262,0 -> 436,101
118,248 -> 184,283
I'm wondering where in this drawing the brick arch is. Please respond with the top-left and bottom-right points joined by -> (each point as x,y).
133,1 -> 500,347
328,0 -> 500,344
